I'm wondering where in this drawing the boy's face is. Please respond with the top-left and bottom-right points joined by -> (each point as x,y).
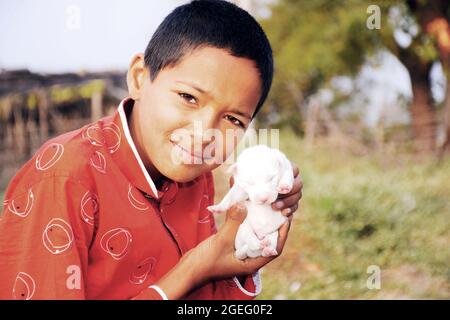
127,46 -> 262,183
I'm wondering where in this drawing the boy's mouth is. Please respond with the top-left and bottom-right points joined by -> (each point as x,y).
170,141 -> 214,164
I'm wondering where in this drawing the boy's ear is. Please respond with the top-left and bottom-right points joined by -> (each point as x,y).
126,53 -> 146,100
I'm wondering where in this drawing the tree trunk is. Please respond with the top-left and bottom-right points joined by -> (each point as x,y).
398,46 -> 436,153
428,19 -> 450,152
410,79 -> 437,153
442,81 -> 450,152
407,0 -> 450,152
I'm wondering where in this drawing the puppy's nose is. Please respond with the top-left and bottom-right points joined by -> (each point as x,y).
258,195 -> 269,203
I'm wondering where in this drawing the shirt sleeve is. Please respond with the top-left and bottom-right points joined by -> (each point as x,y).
132,285 -> 168,300
205,171 -> 263,300
0,174 -> 96,299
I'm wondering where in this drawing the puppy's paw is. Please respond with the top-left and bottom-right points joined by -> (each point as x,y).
260,237 -> 271,248
207,205 -> 226,214
234,251 -> 247,260
262,247 -> 278,257
277,183 -> 292,194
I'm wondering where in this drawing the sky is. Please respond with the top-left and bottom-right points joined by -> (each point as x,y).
0,0 -> 180,73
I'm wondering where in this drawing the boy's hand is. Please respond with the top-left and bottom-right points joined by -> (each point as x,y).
271,162 -> 302,218
229,161 -> 303,218
157,168 -> 301,299
184,204 -> 292,287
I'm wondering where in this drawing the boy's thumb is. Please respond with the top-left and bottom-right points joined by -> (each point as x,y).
224,203 -> 247,231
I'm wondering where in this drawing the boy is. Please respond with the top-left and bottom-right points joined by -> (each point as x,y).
0,0 -> 302,300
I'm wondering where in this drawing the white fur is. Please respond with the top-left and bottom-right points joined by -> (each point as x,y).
208,145 -> 294,259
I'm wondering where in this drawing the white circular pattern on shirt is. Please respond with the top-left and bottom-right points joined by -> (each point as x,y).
82,124 -> 105,147
80,191 -> 99,225
35,143 -> 64,171
7,189 -> 34,218
103,122 -> 121,154
42,218 -> 74,255
89,150 -> 106,174
129,257 -> 156,284
100,228 -> 133,260
198,214 -> 211,224
82,123 -> 121,154
12,272 -> 36,300
198,194 -> 211,224
127,184 -> 149,211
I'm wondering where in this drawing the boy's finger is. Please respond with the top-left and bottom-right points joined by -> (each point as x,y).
272,189 -> 302,212
273,192 -> 301,213
240,255 -> 272,274
291,162 -> 300,178
284,204 -> 298,216
276,220 -> 291,254
291,175 -> 303,195
275,175 -> 303,200
229,176 -> 235,188
224,204 -> 247,230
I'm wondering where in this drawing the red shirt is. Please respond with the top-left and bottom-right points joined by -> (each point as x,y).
0,98 -> 261,300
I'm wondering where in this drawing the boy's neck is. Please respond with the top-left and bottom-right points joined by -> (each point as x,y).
126,98 -> 165,189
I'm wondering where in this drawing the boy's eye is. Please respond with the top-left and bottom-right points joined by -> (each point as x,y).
179,93 -> 197,105
225,115 -> 245,128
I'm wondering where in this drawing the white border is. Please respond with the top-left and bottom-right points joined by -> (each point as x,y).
117,99 -> 159,199
148,285 -> 169,300
232,270 -> 262,297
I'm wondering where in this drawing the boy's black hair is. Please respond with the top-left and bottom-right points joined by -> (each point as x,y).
144,0 -> 273,117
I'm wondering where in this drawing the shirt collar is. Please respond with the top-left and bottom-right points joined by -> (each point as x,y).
111,97 -> 178,201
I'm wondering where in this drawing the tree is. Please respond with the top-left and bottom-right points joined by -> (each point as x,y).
260,0 -> 450,154
404,0 -> 450,152
260,0 -> 379,133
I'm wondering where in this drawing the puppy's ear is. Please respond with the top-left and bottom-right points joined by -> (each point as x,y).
226,163 -> 237,176
275,149 -> 293,177
274,149 -> 294,194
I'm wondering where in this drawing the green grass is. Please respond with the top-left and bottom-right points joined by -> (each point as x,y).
252,129 -> 450,299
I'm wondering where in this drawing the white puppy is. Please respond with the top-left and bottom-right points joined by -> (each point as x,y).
208,145 -> 294,259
